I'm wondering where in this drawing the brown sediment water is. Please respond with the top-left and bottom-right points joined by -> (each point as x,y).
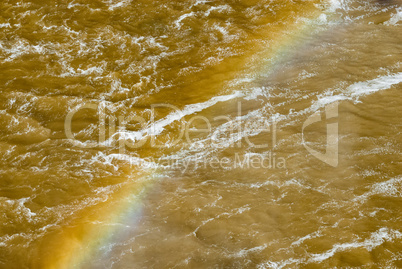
0,0 -> 401,268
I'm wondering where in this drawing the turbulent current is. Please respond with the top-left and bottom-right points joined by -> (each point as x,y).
0,0 -> 401,268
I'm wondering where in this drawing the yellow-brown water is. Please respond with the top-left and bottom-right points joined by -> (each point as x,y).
1,0 -> 402,268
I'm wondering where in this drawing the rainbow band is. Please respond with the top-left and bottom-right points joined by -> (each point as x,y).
44,4 -> 329,268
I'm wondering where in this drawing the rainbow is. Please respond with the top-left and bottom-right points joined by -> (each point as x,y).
43,4 -> 334,268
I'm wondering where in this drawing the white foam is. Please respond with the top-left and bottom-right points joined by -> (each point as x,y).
351,177 -> 402,204
204,5 -> 232,17
317,14 -> 328,24
370,177 -> 402,197
105,92 -> 242,146
291,231 -> 322,246
312,72 -> 402,111
103,0 -> 132,10
243,86 -> 271,100
60,63 -> 105,77
308,228 -> 402,263
213,24 -> 230,39
348,72 -> 402,97
0,233 -> 31,247
312,95 -> 349,111
191,205 -> 250,236
0,23 -> 11,28
231,244 -> 267,258
4,198 -> 37,222
0,40 -> 39,62
67,1 -> 81,9
258,228 -> 402,268
175,12 -> 196,29
385,7 -> 402,26
327,0 -> 349,12
192,0 -> 211,7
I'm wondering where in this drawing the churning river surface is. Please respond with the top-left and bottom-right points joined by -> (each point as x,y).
0,0 -> 402,268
